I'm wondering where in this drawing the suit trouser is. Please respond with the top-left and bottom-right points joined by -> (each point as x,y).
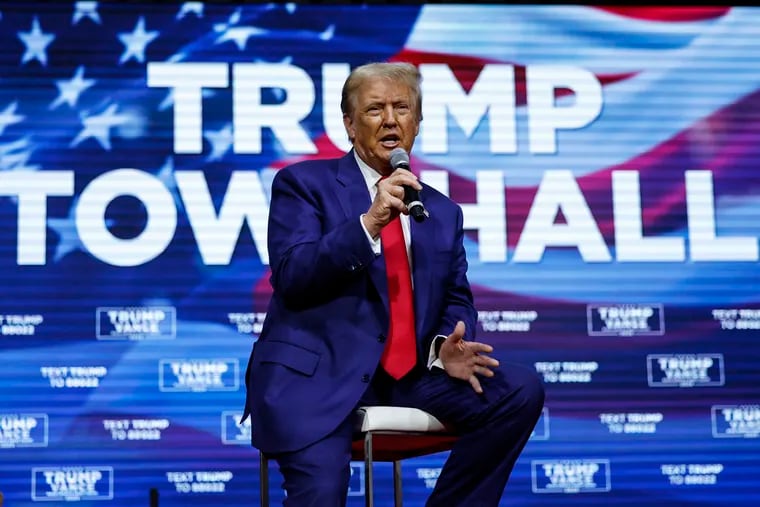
272,362 -> 545,507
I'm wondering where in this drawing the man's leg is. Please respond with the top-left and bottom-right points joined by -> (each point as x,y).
391,362 -> 545,507
272,412 -> 354,507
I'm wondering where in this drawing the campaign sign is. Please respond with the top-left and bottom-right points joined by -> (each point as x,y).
32,466 -> 114,501
0,413 -> 48,448
587,304 -> 664,336
96,306 -> 176,340
647,353 -> 725,387
532,459 -> 611,493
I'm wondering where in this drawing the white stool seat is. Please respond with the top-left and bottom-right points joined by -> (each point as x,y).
355,406 -> 449,433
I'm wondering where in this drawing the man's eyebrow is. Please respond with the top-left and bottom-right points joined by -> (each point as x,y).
362,100 -> 384,109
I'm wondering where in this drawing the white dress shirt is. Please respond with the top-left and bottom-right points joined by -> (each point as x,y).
353,151 -> 444,369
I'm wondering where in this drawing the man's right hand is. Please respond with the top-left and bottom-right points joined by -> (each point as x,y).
362,168 -> 421,238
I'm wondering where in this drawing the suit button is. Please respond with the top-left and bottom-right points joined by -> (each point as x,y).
361,374 -> 370,383
377,334 -> 386,343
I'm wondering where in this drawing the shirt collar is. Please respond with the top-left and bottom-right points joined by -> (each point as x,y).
353,150 -> 383,193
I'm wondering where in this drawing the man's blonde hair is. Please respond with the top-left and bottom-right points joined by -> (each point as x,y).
340,62 -> 423,121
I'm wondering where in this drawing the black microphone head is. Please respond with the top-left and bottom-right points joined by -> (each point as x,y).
389,147 -> 410,170
392,147 -> 427,222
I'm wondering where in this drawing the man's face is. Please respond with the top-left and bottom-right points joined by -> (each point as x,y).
343,78 -> 420,175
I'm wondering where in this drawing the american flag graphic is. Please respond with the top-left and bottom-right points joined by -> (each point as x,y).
0,3 -> 758,505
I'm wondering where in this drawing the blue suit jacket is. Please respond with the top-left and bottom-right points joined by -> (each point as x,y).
244,150 -> 476,454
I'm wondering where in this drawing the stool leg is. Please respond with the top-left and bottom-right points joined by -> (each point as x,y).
393,461 -> 403,507
364,432 -> 374,507
259,452 -> 269,507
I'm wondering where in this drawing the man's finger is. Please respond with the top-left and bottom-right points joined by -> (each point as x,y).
447,332 -> 463,344
474,355 -> 500,368
469,375 -> 483,394
467,341 -> 494,354
475,365 -> 495,377
447,321 -> 466,343
389,168 -> 421,188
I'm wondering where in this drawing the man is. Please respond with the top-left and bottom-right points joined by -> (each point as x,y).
243,61 -> 544,506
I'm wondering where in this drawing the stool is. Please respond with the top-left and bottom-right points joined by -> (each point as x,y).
259,406 -> 457,507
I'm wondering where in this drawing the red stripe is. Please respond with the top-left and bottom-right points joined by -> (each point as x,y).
392,49 -> 636,104
390,50 -> 501,93
266,135 -> 346,170
596,7 -> 731,22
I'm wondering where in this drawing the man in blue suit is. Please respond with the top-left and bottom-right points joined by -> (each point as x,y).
243,61 -> 544,506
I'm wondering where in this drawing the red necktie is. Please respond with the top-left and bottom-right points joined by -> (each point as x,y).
380,215 -> 417,379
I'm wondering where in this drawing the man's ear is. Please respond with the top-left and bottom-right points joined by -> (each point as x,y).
343,114 -> 354,140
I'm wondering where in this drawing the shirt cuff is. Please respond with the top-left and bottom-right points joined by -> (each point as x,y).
427,335 -> 446,370
360,214 -> 381,255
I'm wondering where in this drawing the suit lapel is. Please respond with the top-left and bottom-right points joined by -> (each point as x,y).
335,151 -> 389,315
410,214 -> 437,338
334,150 -> 370,219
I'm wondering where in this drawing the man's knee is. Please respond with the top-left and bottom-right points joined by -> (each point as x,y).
493,364 -> 545,425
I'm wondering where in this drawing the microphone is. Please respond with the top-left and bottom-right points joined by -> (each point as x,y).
389,147 -> 428,222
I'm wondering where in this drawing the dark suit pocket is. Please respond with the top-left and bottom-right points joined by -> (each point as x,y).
255,340 -> 320,376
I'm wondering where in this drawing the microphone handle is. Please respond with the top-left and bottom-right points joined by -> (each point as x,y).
403,185 -> 427,222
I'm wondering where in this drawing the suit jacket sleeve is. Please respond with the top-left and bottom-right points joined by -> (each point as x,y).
266,164 -> 376,309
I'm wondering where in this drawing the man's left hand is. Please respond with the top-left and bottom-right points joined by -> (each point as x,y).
438,321 -> 500,394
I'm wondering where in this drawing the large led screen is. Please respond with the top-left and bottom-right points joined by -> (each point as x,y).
0,3 -> 758,506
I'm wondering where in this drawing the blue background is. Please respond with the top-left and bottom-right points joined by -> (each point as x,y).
0,3 -> 758,506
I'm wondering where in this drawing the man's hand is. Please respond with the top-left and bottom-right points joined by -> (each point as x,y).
439,321 -> 500,394
361,168 -> 421,238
